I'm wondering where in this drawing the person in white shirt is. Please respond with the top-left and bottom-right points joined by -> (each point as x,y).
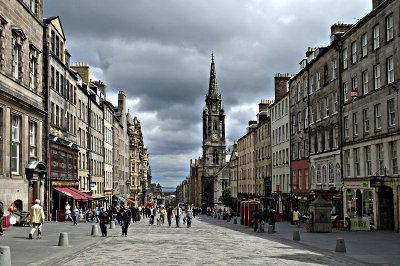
175,205 -> 182,228
65,202 -> 71,222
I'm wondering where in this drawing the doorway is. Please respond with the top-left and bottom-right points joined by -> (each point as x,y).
378,186 -> 394,230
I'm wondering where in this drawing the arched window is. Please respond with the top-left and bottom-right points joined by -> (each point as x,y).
329,163 -> 334,183
322,165 -> 327,184
316,165 -> 321,183
311,166 -> 315,184
335,164 -> 341,184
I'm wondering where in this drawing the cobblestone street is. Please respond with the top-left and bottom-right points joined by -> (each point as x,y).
59,216 -> 359,266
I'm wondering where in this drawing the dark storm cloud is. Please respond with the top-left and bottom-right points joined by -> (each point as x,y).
44,0 -> 371,186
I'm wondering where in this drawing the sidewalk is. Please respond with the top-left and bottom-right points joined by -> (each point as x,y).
0,221 -> 120,266
200,215 -> 400,265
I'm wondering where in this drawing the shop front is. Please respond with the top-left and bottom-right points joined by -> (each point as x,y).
343,180 -> 375,231
49,137 -> 80,220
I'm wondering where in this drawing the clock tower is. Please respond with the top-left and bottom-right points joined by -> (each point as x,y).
202,53 -> 226,206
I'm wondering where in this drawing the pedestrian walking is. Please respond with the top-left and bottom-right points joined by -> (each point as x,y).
149,206 -> 154,225
64,202 -> 72,222
175,205 -> 182,227
160,206 -> 166,224
292,209 -> 299,226
98,207 -> 109,237
167,205 -> 173,227
306,212 -> 313,232
268,209 -> 276,232
118,204 -> 132,237
186,204 -> 193,228
29,199 -> 45,239
72,205 -> 79,225
345,209 -> 351,231
0,202 -> 4,236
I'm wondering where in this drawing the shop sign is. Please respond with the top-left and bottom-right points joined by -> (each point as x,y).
370,178 -> 384,188
105,191 -> 113,195
350,217 -> 370,231
344,181 -> 369,189
90,182 -> 97,191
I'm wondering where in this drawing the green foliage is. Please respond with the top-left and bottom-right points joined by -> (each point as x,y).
218,186 -> 232,207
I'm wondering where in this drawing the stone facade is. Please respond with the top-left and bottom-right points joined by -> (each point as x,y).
289,56 -> 310,214
0,0 -> 46,213
270,76 -> 291,215
341,0 -> 400,231
308,34 -> 344,218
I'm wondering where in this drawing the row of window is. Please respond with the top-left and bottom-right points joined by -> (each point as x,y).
344,56 -> 394,103
50,101 -> 77,134
238,184 -> 264,195
343,14 -> 394,70
344,99 -> 396,138
272,148 -> 289,166
272,174 -> 290,193
310,163 -> 340,185
272,123 -> 289,146
344,142 -> 398,177
291,168 -> 309,190
290,59 -> 337,106
271,98 -> 289,122
50,66 -> 77,104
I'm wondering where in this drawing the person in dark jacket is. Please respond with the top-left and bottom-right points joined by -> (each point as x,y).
98,207 -> 109,237
118,204 -> 132,237
268,209 -> 276,232
166,205 -> 173,227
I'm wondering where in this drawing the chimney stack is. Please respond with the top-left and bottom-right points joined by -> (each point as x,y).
118,91 -> 126,115
274,73 -> 290,100
71,61 -> 90,84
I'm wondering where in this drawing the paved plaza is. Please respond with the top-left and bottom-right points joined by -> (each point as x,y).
1,215 -> 399,265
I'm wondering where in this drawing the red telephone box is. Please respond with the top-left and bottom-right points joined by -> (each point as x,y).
247,201 -> 259,227
240,201 -> 246,225
244,201 -> 249,226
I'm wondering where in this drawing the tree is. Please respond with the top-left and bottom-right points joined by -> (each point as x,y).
218,186 -> 232,207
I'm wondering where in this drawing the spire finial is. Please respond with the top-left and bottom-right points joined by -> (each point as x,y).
211,51 -> 214,63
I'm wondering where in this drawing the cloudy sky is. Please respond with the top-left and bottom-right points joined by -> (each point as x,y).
44,0 -> 371,188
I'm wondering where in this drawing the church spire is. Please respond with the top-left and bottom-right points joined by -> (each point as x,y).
208,52 -> 218,95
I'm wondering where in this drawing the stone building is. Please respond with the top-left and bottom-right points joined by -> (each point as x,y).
289,55 -> 311,214
308,25 -> 349,219
229,142 -> 238,208
102,99 -> 114,206
202,55 -> 226,206
270,74 -> 291,216
237,101 -> 272,209
254,101 -> 272,208
341,0 -> 400,231
112,91 -> 131,199
43,16 -> 81,218
0,0 -> 46,213
128,115 -> 146,205
238,123 -> 255,197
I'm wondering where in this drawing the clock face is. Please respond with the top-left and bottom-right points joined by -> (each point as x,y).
212,133 -> 218,139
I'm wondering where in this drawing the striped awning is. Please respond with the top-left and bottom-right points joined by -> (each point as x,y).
115,194 -> 128,204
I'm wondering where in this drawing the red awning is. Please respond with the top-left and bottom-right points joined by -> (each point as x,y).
53,187 -> 86,200
68,187 -> 93,199
124,197 -> 135,203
